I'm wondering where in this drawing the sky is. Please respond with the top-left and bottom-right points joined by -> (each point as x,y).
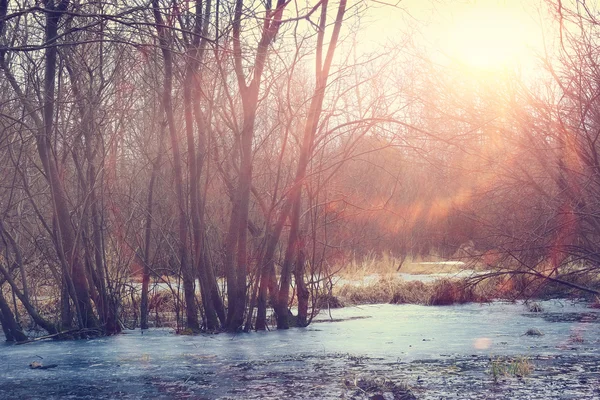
358,0 -> 557,72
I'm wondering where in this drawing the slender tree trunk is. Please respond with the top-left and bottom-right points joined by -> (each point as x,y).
66,61 -> 119,335
229,103 -> 256,330
275,0 -> 346,329
225,0 -> 288,332
0,223 -> 58,334
224,193 -> 239,327
152,0 -> 199,331
254,117 -> 292,331
0,290 -> 27,342
184,44 -> 219,330
277,196 -> 301,328
256,208 -> 291,330
39,0 -> 99,331
255,270 -> 270,330
141,133 -> 163,330
294,233 -> 309,327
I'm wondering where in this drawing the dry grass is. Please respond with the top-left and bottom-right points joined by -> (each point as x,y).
490,356 -> 533,383
334,276 -> 491,306
336,276 -> 408,305
331,252 -> 497,306
343,374 -> 414,400
332,253 -> 600,308
428,279 -> 488,305
335,252 -> 482,280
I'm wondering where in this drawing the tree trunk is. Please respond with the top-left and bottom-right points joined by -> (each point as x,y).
37,0 -> 99,331
225,0 -> 289,332
275,0 -> 346,329
0,224 -> 58,334
140,137 -> 163,330
184,44 -> 219,330
229,105 -> 256,331
0,290 -> 27,342
276,196 -> 301,329
294,234 -> 309,327
66,60 -> 119,335
224,192 -> 240,328
152,0 -> 199,331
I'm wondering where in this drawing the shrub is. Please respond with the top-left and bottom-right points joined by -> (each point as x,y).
429,279 -> 485,305
337,277 -> 406,304
390,281 -> 430,304
315,293 -> 344,309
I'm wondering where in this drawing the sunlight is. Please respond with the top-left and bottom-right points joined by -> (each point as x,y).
442,4 -> 538,70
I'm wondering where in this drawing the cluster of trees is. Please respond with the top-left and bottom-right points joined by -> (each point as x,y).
1,0 -> 599,341
468,0 -> 600,296
0,0 -> 404,339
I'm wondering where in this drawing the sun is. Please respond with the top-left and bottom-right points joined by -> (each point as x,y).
443,4 -> 537,70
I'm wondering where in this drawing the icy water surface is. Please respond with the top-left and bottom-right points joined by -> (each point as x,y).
2,301 -> 600,399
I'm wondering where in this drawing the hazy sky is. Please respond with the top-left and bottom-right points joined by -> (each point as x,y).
358,0 -> 555,71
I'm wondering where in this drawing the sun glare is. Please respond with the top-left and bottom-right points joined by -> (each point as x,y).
443,5 -> 537,70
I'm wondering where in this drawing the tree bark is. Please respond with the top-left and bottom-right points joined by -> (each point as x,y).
0,290 -> 27,342
39,0 -> 99,331
140,120 -> 164,330
183,0 -> 221,330
224,0 -> 288,332
65,59 -> 119,334
275,0 -> 346,329
152,0 -> 200,331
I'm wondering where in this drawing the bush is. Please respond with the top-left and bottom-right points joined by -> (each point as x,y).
337,277 -> 406,304
429,279 -> 484,305
390,281 -> 430,304
315,293 -> 345,309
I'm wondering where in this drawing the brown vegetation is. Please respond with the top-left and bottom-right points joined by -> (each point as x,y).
336,277 -> 490,306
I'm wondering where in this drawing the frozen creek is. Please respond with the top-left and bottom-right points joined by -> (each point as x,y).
1,301 -> 600,399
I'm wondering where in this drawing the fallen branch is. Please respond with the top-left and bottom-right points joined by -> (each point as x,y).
16,329 -> 81,345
